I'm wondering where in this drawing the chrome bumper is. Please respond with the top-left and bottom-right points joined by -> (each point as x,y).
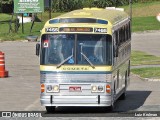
41,95 -> 112,106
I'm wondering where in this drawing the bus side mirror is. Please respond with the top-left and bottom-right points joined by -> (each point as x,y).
36,43 -> 40,56
114,45 -> 119,57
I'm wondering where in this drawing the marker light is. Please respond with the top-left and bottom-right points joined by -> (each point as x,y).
106,85 -> 111,93
41,84 -> 45,93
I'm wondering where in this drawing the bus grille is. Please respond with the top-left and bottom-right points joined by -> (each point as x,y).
41,73 -> 107,83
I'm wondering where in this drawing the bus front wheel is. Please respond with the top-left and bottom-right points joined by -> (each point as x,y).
45,106 -> 56,113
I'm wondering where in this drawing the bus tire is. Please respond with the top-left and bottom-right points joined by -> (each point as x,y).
104,101 -> 115,112
45,106 -> 56,113
119,90 -> 126,100
107,103 -> 114,111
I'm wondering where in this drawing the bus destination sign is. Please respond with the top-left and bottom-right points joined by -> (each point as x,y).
59,27 -> 93,32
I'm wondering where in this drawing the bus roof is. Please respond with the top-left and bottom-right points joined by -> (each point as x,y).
52,7 -> 129,25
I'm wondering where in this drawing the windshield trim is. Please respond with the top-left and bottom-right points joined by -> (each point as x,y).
40,34 -> 112,66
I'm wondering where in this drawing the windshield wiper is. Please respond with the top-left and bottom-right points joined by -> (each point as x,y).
81,52 -> 95,69
56,49 -> 73,68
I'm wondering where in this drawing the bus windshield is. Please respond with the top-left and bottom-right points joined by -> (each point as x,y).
40,34 -> 112,66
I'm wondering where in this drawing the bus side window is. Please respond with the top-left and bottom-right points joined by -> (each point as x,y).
129,22 -> 131,39
113,32 -> 119,57
119,29 -> 121,45
116,30 -> 119,46
126,24 -> 128,41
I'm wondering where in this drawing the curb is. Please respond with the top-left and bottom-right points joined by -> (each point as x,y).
131,73 -> 160,82
132,30 -> 160,34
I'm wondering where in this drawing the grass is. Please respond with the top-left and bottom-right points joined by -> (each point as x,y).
132,16 -> 160,32
0,22 -> 44,40
131,51 -> 160,66
0,12 -> 64,41
123,1 -> 160,17
131,51 -> 160,79
0,13 -> 16,21
131,67 -> 160,79
123,1 -> 160,32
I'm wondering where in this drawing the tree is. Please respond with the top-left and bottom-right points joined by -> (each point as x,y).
1,0 -> 13,4
52,0 -> 82,12
93,0 -> 114,8
82,0 -> 94,8
51,0 -> 140,12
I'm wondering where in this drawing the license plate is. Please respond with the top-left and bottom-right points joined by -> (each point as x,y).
69,86 -> 81,92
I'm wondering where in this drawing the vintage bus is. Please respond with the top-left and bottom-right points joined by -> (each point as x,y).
36,7 -> 131,112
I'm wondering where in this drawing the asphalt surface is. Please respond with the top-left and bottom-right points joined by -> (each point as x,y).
0,31 -> 160,119
132,30 -> 160,57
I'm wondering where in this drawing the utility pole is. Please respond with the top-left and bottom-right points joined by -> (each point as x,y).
129,0 -> 132,35
129,0 -> 132,22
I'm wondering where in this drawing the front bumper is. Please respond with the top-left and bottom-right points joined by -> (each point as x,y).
41,95 -> 112,106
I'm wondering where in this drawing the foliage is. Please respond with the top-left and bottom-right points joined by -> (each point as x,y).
136,0 -> 160,2
92,0 -> 114,8
52,0 -> 83,12
51,0 -> 140,12
0,1 -> 160,40
1,0 -> 13,4
0,1 -> 1,13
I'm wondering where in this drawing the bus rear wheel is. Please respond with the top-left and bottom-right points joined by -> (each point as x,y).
45,106 -> 56,113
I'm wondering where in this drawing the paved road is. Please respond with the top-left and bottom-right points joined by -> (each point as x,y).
0,31 -> 160,118
132,31 -> 160,57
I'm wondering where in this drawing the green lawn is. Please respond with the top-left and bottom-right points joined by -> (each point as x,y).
131,51 -> 160,66
131,67 -> 160,79
132,16 -> 160,32
0,13 -> 16,21
123,1 -> 160,17
0,13 -> 63,41
0,22 -> 44,40
131,51 -> 160,79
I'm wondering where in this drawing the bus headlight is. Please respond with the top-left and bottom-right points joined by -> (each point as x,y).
98,85 -> 103,92
91,85 -> 104,92
46,85 -> 59,92
47,85 -> 52,91
91,86 -> 97,92
53,85 -> 59,92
